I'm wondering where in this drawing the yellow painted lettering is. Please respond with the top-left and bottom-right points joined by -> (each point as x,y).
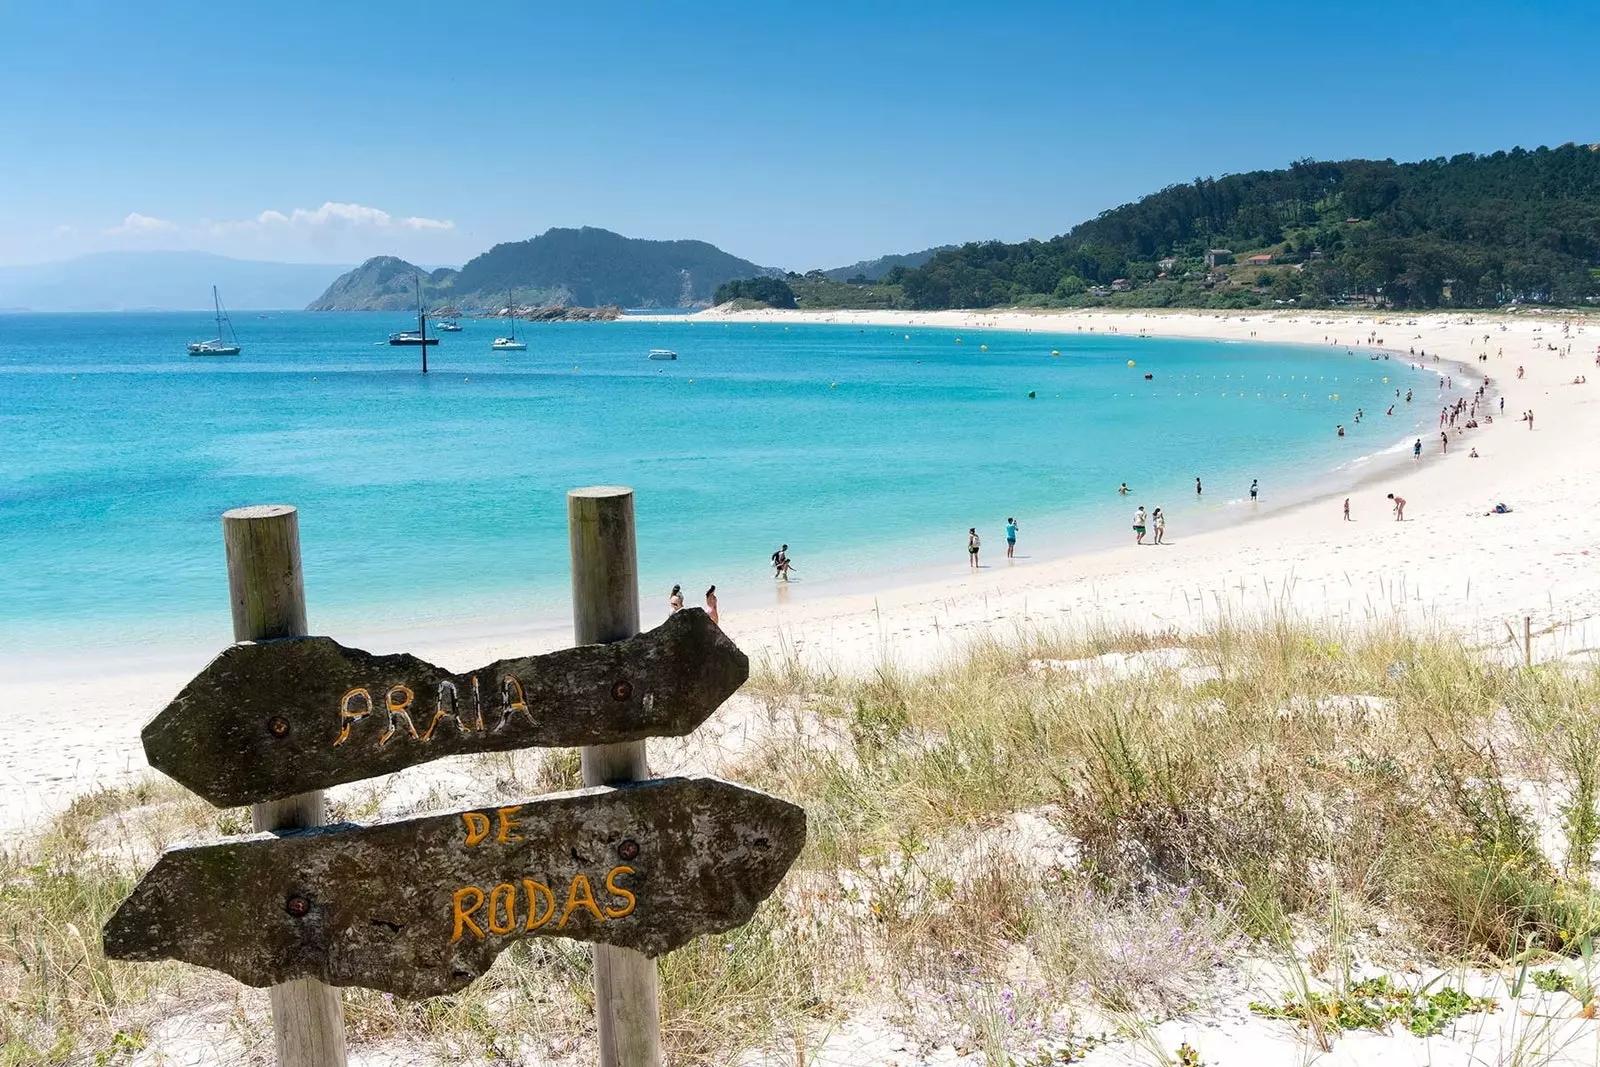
522,879 -> 555,930
451,886 -> 485,942
379,685 -> 418,745
333,687 -> 373,747
461,812 -> 491,846
604,865 -> 637,919
498,675 -> 527,728
487,883 -> 517,935
495,805 -> 523,843
559,874 -> 605,928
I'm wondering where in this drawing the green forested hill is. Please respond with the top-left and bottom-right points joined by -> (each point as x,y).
307,227 -> 773,310
891,144 -> 1600,309
711,144 -> 1600,312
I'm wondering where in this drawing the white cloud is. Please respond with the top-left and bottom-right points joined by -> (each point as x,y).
106,212 -> 177,235
203,202 -> 454,236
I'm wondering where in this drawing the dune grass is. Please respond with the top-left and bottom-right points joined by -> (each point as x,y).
5,617 -> 1600,1064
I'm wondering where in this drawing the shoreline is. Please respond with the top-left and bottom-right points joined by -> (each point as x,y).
5,306 -> 1596,829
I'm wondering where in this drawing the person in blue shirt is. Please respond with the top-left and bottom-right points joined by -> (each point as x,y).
1005,517 -> 1019,558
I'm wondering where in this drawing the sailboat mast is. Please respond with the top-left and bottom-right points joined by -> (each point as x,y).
417,273 -> 428,375
213,286 -> 223,340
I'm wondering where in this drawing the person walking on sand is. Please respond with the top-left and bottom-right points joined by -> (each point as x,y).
704,585 -> 719,624
1152,507 -> 1166,544
1343,497 -> 1351,521
1440,431 -> 1448,454
1413,438 -> 1422,459
1133,505 -> 1147,545
967,527 -> 981,568
1387,493 -> 1406,521
1005,517 -> 1019,558
669,584 -> 684,613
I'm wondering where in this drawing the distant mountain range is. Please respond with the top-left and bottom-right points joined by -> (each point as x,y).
821,246 -> 955,282
307,227 -> 778,311
0,251 -> 348,311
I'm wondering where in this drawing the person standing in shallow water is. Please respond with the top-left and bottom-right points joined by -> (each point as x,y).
967,527 -> 981,568
704,585 -> 718,625
1250,479 -> 1258,503
1195,477 -> 1202,497
1005,517 -> 1019,558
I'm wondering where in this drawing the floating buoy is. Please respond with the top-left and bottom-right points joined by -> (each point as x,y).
980,344 -> 988,351
904,334 -> 910,340
1051,350 -> 1060,356
956,337 -> 963,344
464,377 -> 470,382
831,382 -> 838,388
1027,390 -> 1036,398
1128,360 -> 1136,367
1144,373 -> 1153,380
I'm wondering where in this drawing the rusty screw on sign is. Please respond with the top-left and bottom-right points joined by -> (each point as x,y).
285,895 -> 311,918
617,839 -> 640,861
267,716 -> 291,739
611,680 -> 632,702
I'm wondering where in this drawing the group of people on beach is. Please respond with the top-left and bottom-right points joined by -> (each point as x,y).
965,518 -> 1021,567
668,583 -> 719,623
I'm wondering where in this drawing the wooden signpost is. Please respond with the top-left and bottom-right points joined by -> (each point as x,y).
104,492 -> 804,1067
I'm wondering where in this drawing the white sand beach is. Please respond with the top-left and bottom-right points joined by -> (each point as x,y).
5,307 -> 1598,828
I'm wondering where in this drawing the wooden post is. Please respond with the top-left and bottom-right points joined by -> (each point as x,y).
567,487 -> 663,1067
222,505 -> 349,1067
1525,615 -> 1533,668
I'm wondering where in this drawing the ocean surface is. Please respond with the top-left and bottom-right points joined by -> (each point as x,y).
0,312 -> 1436,666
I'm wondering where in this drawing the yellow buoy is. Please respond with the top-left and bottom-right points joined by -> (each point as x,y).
1128,360 -> 1136,367
1051,350 -> 1059,356
956,337 -> 963,344
980,344 -> 988,351
830,382 -> 838,388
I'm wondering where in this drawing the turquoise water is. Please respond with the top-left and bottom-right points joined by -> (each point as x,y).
0,313 -> 1433,662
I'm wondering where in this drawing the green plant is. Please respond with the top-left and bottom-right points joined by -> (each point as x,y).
1250,976 -> 1496,1039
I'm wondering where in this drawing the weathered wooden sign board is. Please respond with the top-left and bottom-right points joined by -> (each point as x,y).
144,608 -> 747,807
103,776 -> 803,998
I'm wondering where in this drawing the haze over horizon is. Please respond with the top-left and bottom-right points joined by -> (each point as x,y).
2,0 -> 1596,272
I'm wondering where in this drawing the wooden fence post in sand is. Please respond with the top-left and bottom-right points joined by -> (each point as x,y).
567,487 -> 663,1067
1525,615 -> 1533,668
222,505 -> 349,1067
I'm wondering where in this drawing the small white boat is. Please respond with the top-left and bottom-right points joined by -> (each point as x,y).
435,319 -> 463,332
647,349 -> 677,361
492,287 -> 527,351
188,286 -> 242,355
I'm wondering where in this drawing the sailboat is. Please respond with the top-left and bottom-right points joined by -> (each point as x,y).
492,289 -> 527,351
388,274 -> 438,346
188,287 -> 241,355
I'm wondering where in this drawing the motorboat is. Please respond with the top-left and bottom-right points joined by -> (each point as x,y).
647,349 -> 678,361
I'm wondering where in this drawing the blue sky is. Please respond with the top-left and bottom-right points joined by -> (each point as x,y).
1,0 -> 1595,270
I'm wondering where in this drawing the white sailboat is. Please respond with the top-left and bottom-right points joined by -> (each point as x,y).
492,289 -> 527,351
188,287 -> 242,355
